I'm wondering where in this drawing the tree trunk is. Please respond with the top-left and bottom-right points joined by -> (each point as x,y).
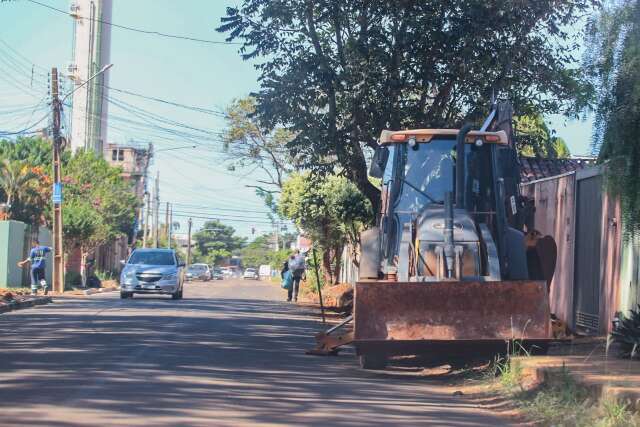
332,245 -> 342,285
80,250 -> 88,289
322,249 -> 333,285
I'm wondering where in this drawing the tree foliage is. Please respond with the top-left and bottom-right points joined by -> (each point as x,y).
192,220 -> 246,265
218,0 -> 593,209
240,234 -> 291,269
584,0 -> 640,235
223,97 -> 296,191
279,173 -> 372,284
515,114 -> 571,158
0,137 -> 59,225
62,150 -> 138,255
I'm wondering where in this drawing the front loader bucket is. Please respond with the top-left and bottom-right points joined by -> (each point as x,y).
353,280 -> 551,363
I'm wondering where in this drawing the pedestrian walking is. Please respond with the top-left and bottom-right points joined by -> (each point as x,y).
288,250 -> 306,303
17,239 -> 52,296
281,256 -> 293,301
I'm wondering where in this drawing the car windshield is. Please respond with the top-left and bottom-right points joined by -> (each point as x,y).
189,265 -> 206,271
128,251 -> 175,266
245,269 -> 255,273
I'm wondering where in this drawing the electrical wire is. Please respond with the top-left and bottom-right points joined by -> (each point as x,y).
26,0 -> 243,46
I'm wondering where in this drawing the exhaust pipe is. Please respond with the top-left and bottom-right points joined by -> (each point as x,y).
444,191 -> 455,278
456,124 -> 473,208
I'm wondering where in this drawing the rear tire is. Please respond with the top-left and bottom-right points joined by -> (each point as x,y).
120,292 -> 131,299
359,354 -> 387,370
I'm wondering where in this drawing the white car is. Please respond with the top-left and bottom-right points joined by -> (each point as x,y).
243,268 -> 258,280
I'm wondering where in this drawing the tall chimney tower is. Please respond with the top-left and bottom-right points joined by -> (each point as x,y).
68,0 -> 112,154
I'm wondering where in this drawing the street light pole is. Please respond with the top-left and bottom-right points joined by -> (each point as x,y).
153,171 -> 160,248
143,191 -> 150,248
168,204 -> 173,249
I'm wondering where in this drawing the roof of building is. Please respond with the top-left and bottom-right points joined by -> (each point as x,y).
519,156 -> 597,183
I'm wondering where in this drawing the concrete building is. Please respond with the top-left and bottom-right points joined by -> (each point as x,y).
104,142 -> 152,201
68,0 -> 113,154
104,142 -> 153,245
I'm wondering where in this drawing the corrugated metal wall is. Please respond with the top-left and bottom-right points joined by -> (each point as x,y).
521,174 -> 576,326
521,168 -> 622,334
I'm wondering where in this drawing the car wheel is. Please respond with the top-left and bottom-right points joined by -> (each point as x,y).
178,290 -> 184,299
171,289 -> 180,300
120,292 -> 130,299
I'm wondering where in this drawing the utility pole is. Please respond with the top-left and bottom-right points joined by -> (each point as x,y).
153,171 -> 159,248
273,220 -> 280,251
167,204 -> 173,249
51,68 -> 65,294
164,201 -> 170,246
143,191 -> 150,248
187,218 -> 193,267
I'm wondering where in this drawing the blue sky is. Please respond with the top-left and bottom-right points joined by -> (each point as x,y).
0,0 -> 595,237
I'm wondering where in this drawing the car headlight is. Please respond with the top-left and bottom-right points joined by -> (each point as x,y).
122,269 -> 136,281
163,273 -> 177,280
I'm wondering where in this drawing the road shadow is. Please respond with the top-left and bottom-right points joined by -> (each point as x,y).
0,295 -> 510,426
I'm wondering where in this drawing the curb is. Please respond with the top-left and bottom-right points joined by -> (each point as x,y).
0,296 -> 53,314
83,286 -> 118,296
516,358 -> 640,411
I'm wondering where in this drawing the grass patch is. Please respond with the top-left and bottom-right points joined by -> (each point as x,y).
491,358 -> 640,426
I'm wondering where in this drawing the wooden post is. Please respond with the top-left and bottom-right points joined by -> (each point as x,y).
312,247 -> 326,324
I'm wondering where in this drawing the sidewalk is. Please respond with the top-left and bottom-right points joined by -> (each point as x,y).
0,290 -> 52,314
515,337 -> 640,409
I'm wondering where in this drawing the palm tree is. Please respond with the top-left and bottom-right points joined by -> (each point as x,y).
0,159 -> 38,219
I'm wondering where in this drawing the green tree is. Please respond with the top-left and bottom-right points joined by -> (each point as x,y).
0,159 -> 38,219
192,220 -> 246,265
584,0 -> 640,235
279,173 -> 372,284
223,97 -> 296,192
222,97 -> 298,218
218,1 -> 593,210
0,137 -> 60,225
62,150 -> 138,284
515,114 -> 571,158
240,234 -> 290,269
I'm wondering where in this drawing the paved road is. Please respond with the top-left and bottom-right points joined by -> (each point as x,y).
0,279 -> 510,426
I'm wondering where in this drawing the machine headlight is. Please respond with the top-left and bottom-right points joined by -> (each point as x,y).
163,273 -> 177,280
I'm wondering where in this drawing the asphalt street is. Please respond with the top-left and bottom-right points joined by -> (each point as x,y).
0,278 -> 511,426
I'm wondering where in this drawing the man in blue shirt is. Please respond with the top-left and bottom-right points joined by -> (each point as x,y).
18,239 -> 52,296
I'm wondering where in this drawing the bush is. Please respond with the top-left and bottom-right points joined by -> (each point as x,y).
611,306 -> 640,359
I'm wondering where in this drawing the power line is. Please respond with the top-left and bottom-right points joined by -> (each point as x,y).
104,84 -> 227,118
169,202 -> 272,214
0,112 -> 50,136
165,212 -> 274,224
160,208 -> 274,221
26,0 -> 242,46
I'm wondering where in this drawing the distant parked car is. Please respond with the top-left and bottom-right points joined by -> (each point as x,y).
243,268 -> 258,280
211,267 -> 224,280
185,263 -> 211,281
119,248 -> 184,300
